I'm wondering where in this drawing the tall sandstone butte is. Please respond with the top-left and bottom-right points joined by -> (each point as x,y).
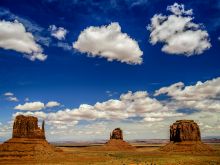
12,115 -> 45,139
0,115 -> 62,161
170,120 -> 201,142
160,120 -> 213,152
103,128 -> 135,151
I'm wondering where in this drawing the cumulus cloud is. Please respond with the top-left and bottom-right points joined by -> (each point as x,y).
46,101 -> 60,108
12,83 -> 220,140
0,20 -> 47,61
10,78 -> 220,140
49,25 -> 67,40
14,100 -> 61,111
14,102 -> 45,111
155,77 -> 220,112
147,3 -> 211,56
73,22 -> 143,65
13,91 -> 182,130
0,7 -> 51,47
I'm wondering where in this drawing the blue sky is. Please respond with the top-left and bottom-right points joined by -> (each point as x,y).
0,0 -> 220,141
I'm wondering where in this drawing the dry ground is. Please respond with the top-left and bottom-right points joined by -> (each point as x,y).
0,143 -> 220,165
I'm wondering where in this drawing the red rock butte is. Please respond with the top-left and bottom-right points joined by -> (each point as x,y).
0,115 -> 62,161
160,120 -> 213,152
12,115 -> 45,139
103,128 -> 135,151
170,120 -> 201,142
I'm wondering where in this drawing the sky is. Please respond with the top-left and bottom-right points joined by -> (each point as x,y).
0,0 -> 220,141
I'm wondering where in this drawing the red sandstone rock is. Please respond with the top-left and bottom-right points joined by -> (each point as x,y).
0,115 -> 62,161
161,120 -> 213,152
12,115 -> 45,139
104,128 -> 135,151
170,120 -> 201,142
110,128 -> 123,140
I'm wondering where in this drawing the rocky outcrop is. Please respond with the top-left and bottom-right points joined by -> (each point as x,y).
110,128 -> 123,140
104,128 -> 135,151
170,120 -> 201,142
12,115 -> 45,139
0,115 -> 62,161
160,120 -> 213,152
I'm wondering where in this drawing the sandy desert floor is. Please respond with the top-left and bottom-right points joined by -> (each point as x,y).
0,143 -> 220,165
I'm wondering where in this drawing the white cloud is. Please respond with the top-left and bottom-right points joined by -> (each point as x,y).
148,3 -> 211,56
73,22 -> 143,65
46,101 -> 60,108
0,20 -> 47,61
155,77 -> 220,112
0,7 -> 51,47
3,92 -> 19,102
143,117 -> 163,122
167,3 -> 193,16
13,111 -> 47,119
14,100 -> 61,111
14,101 -> 45,111
14,91 -> 182,129
49,25 -> 67,40
4,92 -> 14,96
7,96 -> 19,102
28,53 -> 47,61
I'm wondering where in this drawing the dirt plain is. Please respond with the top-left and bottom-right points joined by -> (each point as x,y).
0,142 -> 219,165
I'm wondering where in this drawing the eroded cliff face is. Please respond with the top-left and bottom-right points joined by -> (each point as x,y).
110,128 -> 123,140
170,120 -> 201,142
12,115 -> 45,139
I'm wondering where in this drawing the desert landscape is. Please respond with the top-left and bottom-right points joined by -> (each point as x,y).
0,115 -> 219,164
0,0 -> 220,164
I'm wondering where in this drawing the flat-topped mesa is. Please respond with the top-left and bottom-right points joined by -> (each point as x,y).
12,115 -> 45,139
170,120 -> 201,142
110,128 -> 123,140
